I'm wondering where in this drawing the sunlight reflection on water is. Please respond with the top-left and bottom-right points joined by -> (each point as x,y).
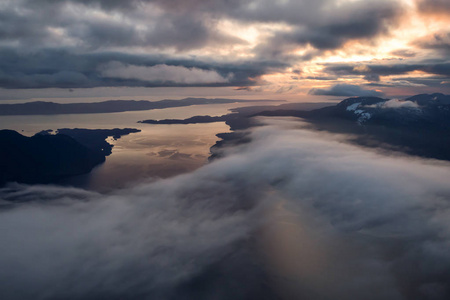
0,102 -> 276,192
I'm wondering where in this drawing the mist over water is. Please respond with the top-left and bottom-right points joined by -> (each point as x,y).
1,118 -> 449,299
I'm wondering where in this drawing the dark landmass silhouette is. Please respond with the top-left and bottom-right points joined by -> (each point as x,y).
55,128 -> 141,156
139,102 -> 335,130
0,98 -> 283,116
0,130 -> 104,185
140,115 -> 228,125
246,93 -> 450,161
0,128 -> 140,185
228,102 -> 336,115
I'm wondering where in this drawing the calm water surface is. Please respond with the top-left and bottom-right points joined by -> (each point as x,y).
0,101 -> 278,192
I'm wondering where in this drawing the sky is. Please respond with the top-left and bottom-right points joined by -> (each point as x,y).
0,0 -> 449,101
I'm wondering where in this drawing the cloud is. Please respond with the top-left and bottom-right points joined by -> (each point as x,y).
390,49 -> 417,58
415,31 -> 450,56
0,0 -> 407,90
306,76 -> 338,81
365,99 -> 420,109
364,73 -> 381,82
0,48 -> 286,88
366,79 -> 427,88
416,0 -> 450,14
381,99 -> 420,108
8,0 -> 242,51
308,84 -> 384,97
322,61 -> 450,90
101,62 -> 232,84
242,0 -> 402,63
268,0 -> 400,50
0,0 -> 447,95
2,120 -> 450,299
0,176 -> 268,299
325,62 -> 450,77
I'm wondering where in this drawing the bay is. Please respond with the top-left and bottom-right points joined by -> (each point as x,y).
0,101 -> 279,192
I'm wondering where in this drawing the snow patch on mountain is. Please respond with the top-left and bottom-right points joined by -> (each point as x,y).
345,102 -> 372,124
346,102 -> 361,111
356,112 -> 372,124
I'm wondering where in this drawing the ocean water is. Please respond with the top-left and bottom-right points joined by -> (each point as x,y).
0,101 -> 278,192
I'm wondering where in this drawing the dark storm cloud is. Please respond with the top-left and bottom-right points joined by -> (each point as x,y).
323,61 -> 450,83
0,0 -> 406,89
415,32 -> 450,56
0,7 -> 46,41
63,15 -> 234,52
239,0 -> 402,63
0,0 -> 280,88
364,73 -> 381,82
0,48 -> 287,88
263,0 -> 400,51
365,76 -> 450,90
7,0 -> 401,51
322,60 -> 450,91
2,121 -> 450,299
27,0 -> 139,10
390,49 -> 417,58
325,63 -> 415,77
0,2 -> 66,47
372,76 -> 450,92
309,83 -> 384,97
7,0 -> 243,52
30,0 -> 237,12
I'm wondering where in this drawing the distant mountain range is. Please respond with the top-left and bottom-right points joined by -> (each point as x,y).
257,93 -> 450,125
254,93 -> 450,161
0,98 -> 283,115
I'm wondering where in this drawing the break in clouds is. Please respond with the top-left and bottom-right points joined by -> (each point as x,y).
1,119 -> 449,300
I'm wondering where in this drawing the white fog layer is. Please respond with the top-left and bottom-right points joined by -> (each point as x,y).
1,118 -> 449,300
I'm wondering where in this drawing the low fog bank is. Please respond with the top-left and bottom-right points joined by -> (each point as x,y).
1,118 -> 450,299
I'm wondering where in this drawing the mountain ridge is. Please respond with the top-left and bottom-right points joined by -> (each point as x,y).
0,98 -> 284,116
